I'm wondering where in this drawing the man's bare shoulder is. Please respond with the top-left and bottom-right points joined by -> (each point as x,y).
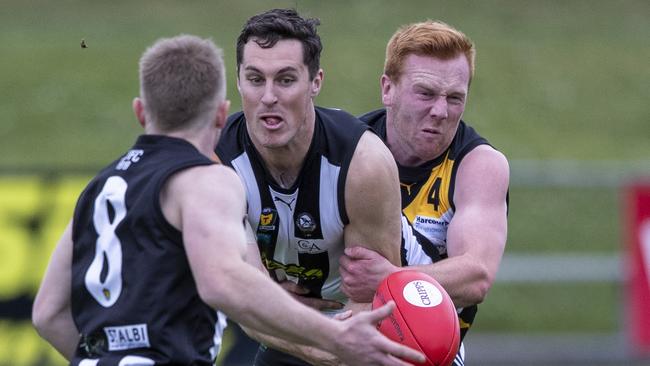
454,145 -> 509,206
460,145 -> 509,182
348,131 -> 397,182
169,164 -> 242,191
343,131 -> 402,263
163,163 -> 245,218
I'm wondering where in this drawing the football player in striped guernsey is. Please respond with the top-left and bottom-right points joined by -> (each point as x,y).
216,8 -> 408,366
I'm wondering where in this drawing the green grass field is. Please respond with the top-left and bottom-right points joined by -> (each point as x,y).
1,0 -> 649,166
1,0 -> 648,365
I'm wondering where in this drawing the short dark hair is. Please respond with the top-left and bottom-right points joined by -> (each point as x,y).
236,8 -> 322,79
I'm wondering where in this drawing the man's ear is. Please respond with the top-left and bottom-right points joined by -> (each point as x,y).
380,74 -> 394,107
215,99 -> 231,129
132,97 -> 146,128
310,69 -> 324,97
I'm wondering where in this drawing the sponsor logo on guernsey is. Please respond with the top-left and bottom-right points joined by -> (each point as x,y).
415,216 -> 448,225
104,323 -> 150,351
296,212 -> 316,234
262,255 -> 324,280
296,239 -> 323,253
258,207 -> 277,231
116,149 -> 144,171
402,280 -> 443,308
413,215 -> 449,239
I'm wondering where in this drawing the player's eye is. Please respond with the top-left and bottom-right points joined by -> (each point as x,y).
417,90 -> 434,99
414,87 -> 434,98
246,76 -> 264,85
278,77 -> 296,86
448,95 -> 464,105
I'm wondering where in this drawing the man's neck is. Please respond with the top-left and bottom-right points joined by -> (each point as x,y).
385,127 -> 427,167
150,127 -> 219,162
255,115 -> 315,189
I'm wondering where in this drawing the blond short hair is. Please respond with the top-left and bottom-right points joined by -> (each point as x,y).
384,21 -> 475,83
139,35 -> 225,131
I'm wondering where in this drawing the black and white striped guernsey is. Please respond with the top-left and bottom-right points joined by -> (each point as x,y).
216,107 -> 368,307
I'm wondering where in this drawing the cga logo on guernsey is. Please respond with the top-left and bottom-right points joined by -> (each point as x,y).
402,280 -> 443,307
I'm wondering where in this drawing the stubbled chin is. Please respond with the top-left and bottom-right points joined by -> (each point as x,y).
260,139 -> 288,150
257,130 -> 287,148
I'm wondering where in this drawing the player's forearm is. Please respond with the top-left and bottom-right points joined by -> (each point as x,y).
241,325 -> 340,366
412,255 -> 493,307
204,263 -> 343,354
440,226 -> 506,306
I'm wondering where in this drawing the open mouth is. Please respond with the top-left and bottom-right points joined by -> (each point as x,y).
260,114 -> 283,129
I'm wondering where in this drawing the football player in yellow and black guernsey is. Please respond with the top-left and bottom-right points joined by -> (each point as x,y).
339,21 -> 510,366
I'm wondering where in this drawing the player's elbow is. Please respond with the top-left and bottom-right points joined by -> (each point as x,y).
470,282 -> 490,305
467,265 -> 494,305
195,281 -> 224,309
32,310 -> 46,336
32,301 -> 56,337
195,267 -> 243,311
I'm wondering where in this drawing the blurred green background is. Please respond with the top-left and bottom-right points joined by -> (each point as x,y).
1,0 -> 649,365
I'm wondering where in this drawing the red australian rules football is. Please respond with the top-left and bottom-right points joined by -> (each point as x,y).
372,270 -> 460,366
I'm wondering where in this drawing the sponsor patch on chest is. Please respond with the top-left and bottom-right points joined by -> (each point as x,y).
104,323 -> 150,351
413,215 -> 449,239
295,239 -> 325,253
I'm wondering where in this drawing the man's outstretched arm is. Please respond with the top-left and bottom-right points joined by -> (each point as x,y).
171,164 -> 425,366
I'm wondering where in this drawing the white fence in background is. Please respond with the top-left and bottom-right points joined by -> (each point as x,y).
499,160 -> 642,283
470,160 -> 650,365
497,253 -> 622,283
510,159 -> 650,187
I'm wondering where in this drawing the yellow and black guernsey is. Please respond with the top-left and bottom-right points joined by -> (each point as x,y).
361,108 -> 492,342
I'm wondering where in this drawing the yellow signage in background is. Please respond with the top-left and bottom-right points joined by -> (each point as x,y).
0,175 -> 89,366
